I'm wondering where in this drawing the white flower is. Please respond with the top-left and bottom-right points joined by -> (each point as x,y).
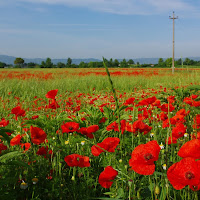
20,181 -> 28,189
150,133 -> 154,137
81,141 -> 85,145
184,133 -> 188,138
162,164 -> 167,170
159,142 -> 164,149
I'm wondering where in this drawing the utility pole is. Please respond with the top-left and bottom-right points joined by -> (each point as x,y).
169,11 -> 178,74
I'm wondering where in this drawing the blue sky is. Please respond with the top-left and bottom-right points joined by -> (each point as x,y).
0,0 -> 200,59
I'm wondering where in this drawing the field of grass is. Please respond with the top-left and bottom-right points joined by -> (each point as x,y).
0,67 -> 200,200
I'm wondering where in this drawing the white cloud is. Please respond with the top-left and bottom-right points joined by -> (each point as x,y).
15,0 -> 194,15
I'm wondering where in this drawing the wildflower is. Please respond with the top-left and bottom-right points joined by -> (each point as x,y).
30,126 -> 47,145
20,181 -> 28,189
159,142 -> 164,149
98,166 -> 118,188
167,158 -> 200,190
81,141 -> 85,145
61,122 -> 79,134
65,140 -> 69,145
129,140 -> 161,175
91,137 -> 120,157
64,154 -> 90,167
150,133 -> 154,137
32,178 -> 38,184
178,139 -> 200,159
10,134 -> 23,146
162,164 -> 167,170
184,133 -> 188,137
45,89 -> 58,99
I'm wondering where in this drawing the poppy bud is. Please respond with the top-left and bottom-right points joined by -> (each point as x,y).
154,185 -> 160,195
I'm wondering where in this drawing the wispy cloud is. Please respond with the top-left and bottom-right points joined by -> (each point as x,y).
14,0 -> 195,15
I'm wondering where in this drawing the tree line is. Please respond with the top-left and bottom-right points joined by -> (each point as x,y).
1,57 -> 200,68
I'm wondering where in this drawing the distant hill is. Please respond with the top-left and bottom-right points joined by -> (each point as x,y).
0,55 -> 101,65
1,55 -> 200,65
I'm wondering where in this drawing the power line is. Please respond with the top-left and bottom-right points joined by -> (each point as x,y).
169,11 -> 178,74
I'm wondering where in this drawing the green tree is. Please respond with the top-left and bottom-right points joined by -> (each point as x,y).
57,62 -> 66,68
113,59 -> 119,67
14,57 -> 24,67
0,62 -> 7,68
79,62 -> 88,68
128,59 -> 134,65
184,58 -> 190,65
120,59 -> 127,68
45,58 -> 53,68
158,58 -> 166,67
27,62 -> 36,68
88,61 -> 95,68
66,58 -> 72,68
41,61 -> 46,68
175,58 -> 182,66
165,58 -> 172,68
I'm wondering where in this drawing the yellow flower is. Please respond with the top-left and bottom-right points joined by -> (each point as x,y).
65,140 -> 69,145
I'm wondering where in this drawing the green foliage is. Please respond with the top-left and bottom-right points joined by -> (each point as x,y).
0,61 -> 7,68
67,57 -> 72,68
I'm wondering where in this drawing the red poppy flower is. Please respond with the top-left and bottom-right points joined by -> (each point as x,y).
161,103 -> 175,112
0,118 -> 9,127
10,134 -> 23,146
30,126 -> 47,145
178,139 -> 200,159
0,142 -> 7,154
61,122 -> 79,133
21,143 -> 31,152
99,117 -> 107,124
172,123 -> 186,139
45,89 -> 58,99
126,120 -> 152,135
167,158 -> 200,190
31,115 -> 39,120
46,99 -> 60,109
190,160 -> 200,191
78,125 -> 99,139
11,106 -> 26,120
64,154 -> 90,168
137,96 -> 157,106
36,146 -> 48,157
106,120 -> 126,134
106,121 -> 119,132
193,114 -> 200,129
98,166 -> 118,188
170,115 -> 185,125
129,140 -> 161,175
91,137 -> 120,156
124,97 -> 135,106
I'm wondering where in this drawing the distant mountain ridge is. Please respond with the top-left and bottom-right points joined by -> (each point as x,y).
0,55 -> 101,65
1,55 -> 200,65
